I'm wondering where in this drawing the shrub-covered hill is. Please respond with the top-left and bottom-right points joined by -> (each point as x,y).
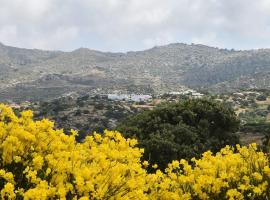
17,95 -> 140,141
15,90 -> 270,147
0,104 -> 270,199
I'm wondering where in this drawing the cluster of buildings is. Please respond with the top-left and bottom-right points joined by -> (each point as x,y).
107,94 -> 152,102
168,89 -> 204,98
107,89 -> 204,103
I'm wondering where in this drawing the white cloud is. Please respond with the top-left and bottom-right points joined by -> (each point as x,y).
0,0 -> 270,51
191,33 -> 219,47
143,32 -> 175,48
0,25 -> 17,45
29,26 -> 79,50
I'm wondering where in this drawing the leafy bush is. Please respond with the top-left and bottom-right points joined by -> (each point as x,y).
256,95 -> 267,101
117,99 -> 240,170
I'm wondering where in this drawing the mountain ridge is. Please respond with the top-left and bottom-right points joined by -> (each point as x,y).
3,42 -> 270,54
1,42 -> 270,102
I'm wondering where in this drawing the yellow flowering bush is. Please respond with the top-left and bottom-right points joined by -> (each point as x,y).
147,145 -> 270,200
0,104 -> 270,199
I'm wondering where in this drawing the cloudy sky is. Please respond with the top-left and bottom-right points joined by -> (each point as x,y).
1,0 -> 270,52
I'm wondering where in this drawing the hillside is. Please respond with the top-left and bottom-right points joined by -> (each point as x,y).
1,42 -> 270,102
16,94 -> 141,141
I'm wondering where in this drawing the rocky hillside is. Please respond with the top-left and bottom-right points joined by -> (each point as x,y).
1,42 -> 270,102
17,94 -> 140,141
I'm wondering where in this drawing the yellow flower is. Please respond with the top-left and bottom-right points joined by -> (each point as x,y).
263,166 -> 270,177
13,156 -> 21,163
253,187 -> 262,195
226,189 -> 244,200
32,155 -> 44,170
252,172 -> 263,181
143,161 -> 149,167
152,164 -> 158,169
1,183 -> 16,199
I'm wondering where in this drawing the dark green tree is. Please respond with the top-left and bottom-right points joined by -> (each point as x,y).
256,94 -> 267,101
116,99 -> 240,170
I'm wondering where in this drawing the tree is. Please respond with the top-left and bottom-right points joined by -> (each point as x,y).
116,99 -> 240,170
256,94 -> 267,101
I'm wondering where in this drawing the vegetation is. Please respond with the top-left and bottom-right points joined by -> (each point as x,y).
12,89 -> 270,148
117,99 -> 240,170
0,104 -> 270,199
202,90 -> 270,146
256,94 -> 267,101
23,95 -> 140,141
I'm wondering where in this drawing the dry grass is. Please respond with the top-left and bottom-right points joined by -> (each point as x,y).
256,97 -> 270,105
132,105 -> 155,110
151,99 -> 163,105
235,108 -> 247,116
240,133 -> 264,146
266,113 -> 270,123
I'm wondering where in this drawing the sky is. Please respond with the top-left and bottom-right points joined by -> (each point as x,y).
1,0 -> 270,52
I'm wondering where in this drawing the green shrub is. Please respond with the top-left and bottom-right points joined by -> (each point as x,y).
117,99 -> 240,170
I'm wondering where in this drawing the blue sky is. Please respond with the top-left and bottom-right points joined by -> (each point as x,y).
1,0 -> 270,52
